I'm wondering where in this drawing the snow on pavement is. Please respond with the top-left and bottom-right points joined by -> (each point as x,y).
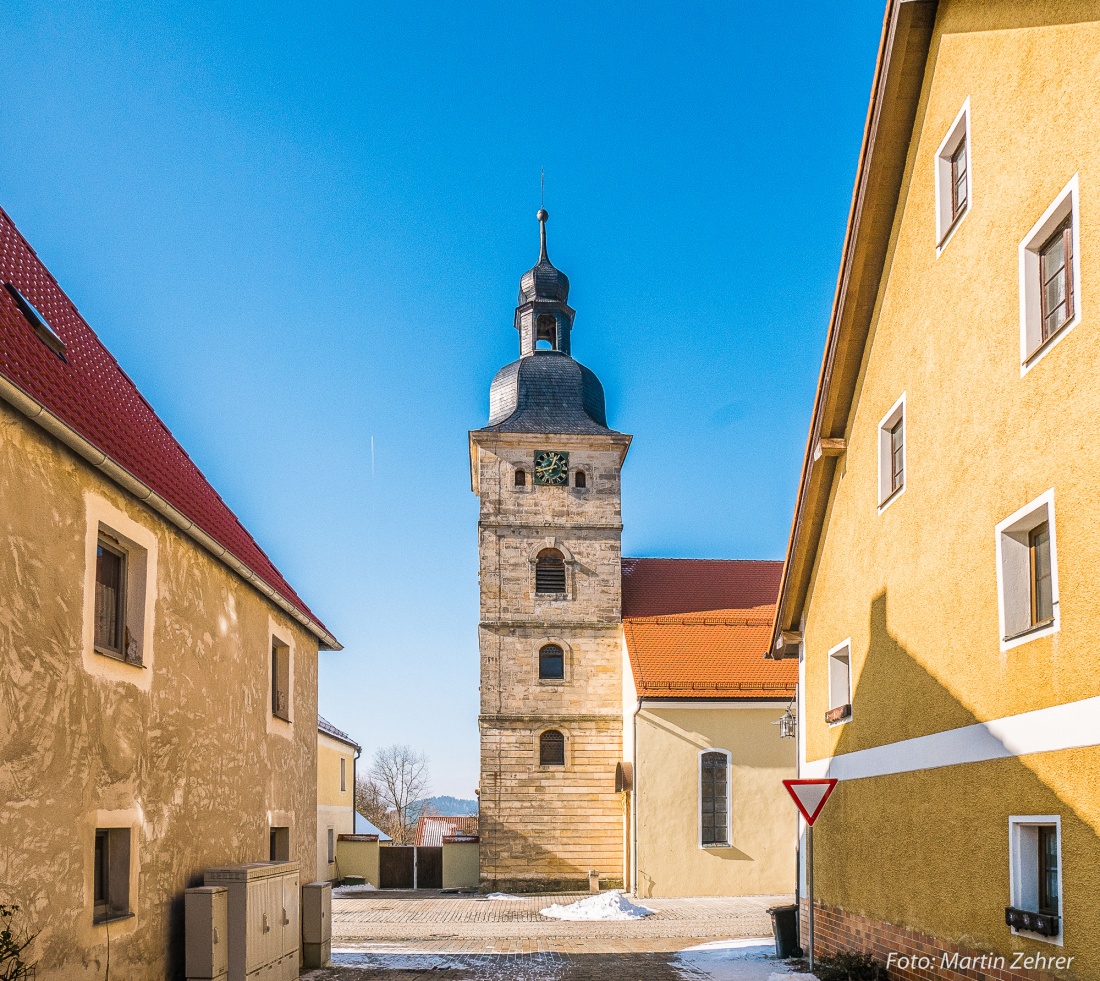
539,889 -> 653,920
672,938 -> 815,981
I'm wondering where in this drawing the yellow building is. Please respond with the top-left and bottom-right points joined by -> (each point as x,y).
317,717 -> 360,882
622,559 -> 797,898
770,1 -> 1100,977
0,205 -> 340,979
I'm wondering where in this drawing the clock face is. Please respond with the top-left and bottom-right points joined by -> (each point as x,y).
533,450 -> 569,486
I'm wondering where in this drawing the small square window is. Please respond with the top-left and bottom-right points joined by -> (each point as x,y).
996,491 -> 1060,650
1019,176 -> 1081,372
1008,817 -> 1062,944
271,639 -> 291,722
269,826 -> 290,861
826,641 -> 852,725
935,99 -> 971,251
93,828 -> 131,923
877,394 -> 906,510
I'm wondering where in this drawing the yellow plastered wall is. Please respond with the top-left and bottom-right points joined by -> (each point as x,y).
634,704 -> 796,898
799,1 -> 1100,974
335,838 -> 380,886
442,841 -> 480,890
316,732 -> 355,880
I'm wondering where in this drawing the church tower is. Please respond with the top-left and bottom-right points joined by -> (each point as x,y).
469,211 -> 631,891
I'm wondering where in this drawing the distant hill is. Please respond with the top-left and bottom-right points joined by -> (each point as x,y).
420,795 -> 478,816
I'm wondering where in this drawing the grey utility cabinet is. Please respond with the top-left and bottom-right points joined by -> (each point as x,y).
204,861 -> 300,981
301,881 -> 332,968
185,885 -> 229,980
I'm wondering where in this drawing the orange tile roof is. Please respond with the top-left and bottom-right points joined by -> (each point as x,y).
624,608 -> 796,698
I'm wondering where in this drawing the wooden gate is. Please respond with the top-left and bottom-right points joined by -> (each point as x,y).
379,846 -> 414,889
417,846 -> 443,889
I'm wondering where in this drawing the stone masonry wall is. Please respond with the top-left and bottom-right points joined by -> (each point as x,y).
474,433 -> 629,890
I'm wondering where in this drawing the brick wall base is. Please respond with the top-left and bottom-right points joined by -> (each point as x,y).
799,900 -> 1072,981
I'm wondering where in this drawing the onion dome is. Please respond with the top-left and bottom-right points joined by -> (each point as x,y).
518,210 -> 570,305
482,350 -> 610,434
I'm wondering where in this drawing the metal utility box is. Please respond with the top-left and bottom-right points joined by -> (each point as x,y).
185,886 -> 229,980
301,881 -> 332,968
205,861 -> 299,981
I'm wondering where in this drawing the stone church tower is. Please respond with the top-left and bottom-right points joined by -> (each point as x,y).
469,211 -> 631,891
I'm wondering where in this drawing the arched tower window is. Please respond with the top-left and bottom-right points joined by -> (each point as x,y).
535,549 -> 566,594
539,644 -> 564,680
540,729 -> 565,766
536,313 -> 558,350
515,468 -> 526,487
700,751 -> 730,846
574,470 -> 586,488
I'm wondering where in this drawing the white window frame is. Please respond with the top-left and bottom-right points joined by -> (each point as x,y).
877,394 -> 906,512
1008,815 -> 1063,946
827,639 -> 852,726
995,489 -> 1060,651
697,747 -> 732,849
1019,175 -> 1081,375
935,97 -> 971,254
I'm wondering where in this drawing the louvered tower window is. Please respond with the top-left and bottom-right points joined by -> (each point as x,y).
535,549 -> 566,594
540,730 -> 565,766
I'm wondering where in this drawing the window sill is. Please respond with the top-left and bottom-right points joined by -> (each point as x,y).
93,910 -> 134,926
1004,618 -> 1056,644
537,678 -> 567,685
94,646 -> 145,668
1024,321 -> 1073,368
825,704 -> 852,726
534,593 -> 570,600
877,485 -> 904,514
701,842 -> 731,850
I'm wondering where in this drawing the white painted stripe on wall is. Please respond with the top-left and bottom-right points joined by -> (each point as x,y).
802,695 -> 1100,782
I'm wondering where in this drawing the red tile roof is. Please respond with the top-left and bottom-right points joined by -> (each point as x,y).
621,559 -> 793,698
414,815 -> 479,847
0,206 -> 335,646
621,557 -> 784,618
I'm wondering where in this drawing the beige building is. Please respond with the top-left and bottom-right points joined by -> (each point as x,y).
622,559 -> 797,898
471,212 -> 798,895
770,1 -> 1100,977
317,717 -> 359,882
0,205 -> 340,978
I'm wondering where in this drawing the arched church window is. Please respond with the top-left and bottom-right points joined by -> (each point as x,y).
700,751 -> 730,846
574,470 -> 586,489
515,468 -> 527,487
540,729 -> 565,766
536,313 -> 557,350
535,549 -> 566,594
539,644 -> 564,680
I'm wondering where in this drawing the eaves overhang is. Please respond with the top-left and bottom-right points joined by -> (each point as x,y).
0,373 -> 343,651
769,0 -> 937,658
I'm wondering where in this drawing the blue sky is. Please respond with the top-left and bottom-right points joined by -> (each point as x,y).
2,1 -> 884,796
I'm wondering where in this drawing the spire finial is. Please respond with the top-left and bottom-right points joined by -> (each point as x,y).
537,208 -> 549,261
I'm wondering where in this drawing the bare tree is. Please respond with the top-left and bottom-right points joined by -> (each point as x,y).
367,744 -> 430,845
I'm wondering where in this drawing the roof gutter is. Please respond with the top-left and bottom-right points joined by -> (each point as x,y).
769,0 -> 937,658
0,373 -> 342,651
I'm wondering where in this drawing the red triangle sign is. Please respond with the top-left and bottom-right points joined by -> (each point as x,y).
783,779 -> 837,826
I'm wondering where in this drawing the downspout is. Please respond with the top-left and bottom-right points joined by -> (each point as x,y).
631,696 -> 642,896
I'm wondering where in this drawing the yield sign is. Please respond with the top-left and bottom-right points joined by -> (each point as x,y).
783,779 -> 837,826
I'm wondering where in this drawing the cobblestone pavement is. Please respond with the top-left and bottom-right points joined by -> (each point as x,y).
301,892 -> 795,979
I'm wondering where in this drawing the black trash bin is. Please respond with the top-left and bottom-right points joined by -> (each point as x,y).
768,903 -> 801,959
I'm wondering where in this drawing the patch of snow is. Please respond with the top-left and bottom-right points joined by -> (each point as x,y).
332,883 -> 378,898
485,892 -> 523,900
539,889 -> 653,921
672,937 -> 814,981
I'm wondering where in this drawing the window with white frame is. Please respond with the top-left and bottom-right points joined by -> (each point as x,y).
1020,176 -> 1081,369
935,99 -> 971,249
827,641 -> 852,725
93,527 -> 149,665
700,751 -> 730,847
877,395 -> 905,509
1007,816 -> 1062,942
996,490 -> 1059,649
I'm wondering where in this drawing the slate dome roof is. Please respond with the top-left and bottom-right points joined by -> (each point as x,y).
481,350 -> 611,434
518,209 -> 570,305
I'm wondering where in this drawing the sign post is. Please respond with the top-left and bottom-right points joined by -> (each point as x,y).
783,778 -> 837,971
